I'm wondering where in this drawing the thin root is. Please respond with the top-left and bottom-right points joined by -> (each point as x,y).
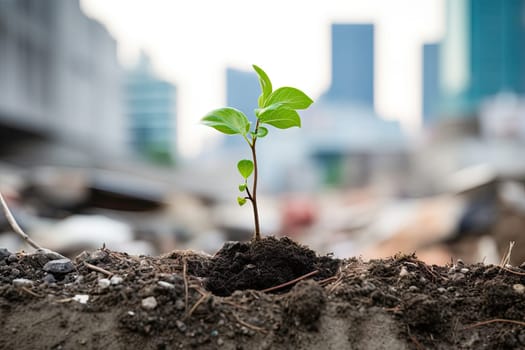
260,270 -> 319,293
83,262 -> 113,277
232,312 -> 268,334
463,318 -> 525,330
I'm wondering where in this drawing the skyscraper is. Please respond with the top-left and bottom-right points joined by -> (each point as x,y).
223,67 -> 259,148
422,43 -> 441,126
441,0 -> 525,114
325,24 -> 374,108
126,54 -> 177,164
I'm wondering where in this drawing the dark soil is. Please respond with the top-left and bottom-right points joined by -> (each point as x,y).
1,238 -> 525,349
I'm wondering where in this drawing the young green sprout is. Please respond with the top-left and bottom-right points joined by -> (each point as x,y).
202,65 -> 313,240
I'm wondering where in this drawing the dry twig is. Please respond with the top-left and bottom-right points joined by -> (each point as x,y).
185,293 -> 210,319
0,192 -> 41,250
463,318 -> 525,330
183,258 -> 189,313
500,266 -> 525,276
260,270 -> 319,293
20,286 -> 43,298
232,312 -> 268,334
83,262 -> 113,277
499,241 -> 515,267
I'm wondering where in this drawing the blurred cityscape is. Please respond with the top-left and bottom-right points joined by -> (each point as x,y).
1,0 -> 525,265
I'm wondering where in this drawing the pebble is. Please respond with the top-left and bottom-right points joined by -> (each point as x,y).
73,294 -> 89,304
211,330 -> 219,337
217,338 -> 224,346
98,278 -> 111,289
43,274 -> 56,284
460,268 -> 469,274
0,248 -> 11,260
141,296 -> 158,310
12,278 -> 34,287
408,285 -> 419,292
437,287 -> 447,293
7,254 -> 18,263
175,299 -> 185,311
43,258 -> 75,274
110,276 -> 123,285
176,320 -> 187,332
513,284 -> 525,294
399,266 -> 409,277
158,281 -> 175,289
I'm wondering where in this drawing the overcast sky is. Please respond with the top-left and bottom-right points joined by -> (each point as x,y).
81,0 -> 445,157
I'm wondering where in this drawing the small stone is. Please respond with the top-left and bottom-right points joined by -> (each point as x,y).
0,248 -> 11,260
12,278 -> 34,287
158,281 -> 175,289
437,287 -> 447,293
98,278 -> 111,289
8,254 -> 18,263
127,311 -> 135,316
456,259 -> 464,265
211,330 -> 219,337
408,285 -> 419,292
73,294 -> 89,304
141,296 -> 157,310
399,266 -> 409,277
446,286 -> 456,293
217,338 -> 224,346
43,274 -> 56,284
176,320 -> 187,332
513,284 -> 525,294
175,299 -> 185,311
110,276 -> 123,285
460,268 -> 469,274
43,258 -> 74,275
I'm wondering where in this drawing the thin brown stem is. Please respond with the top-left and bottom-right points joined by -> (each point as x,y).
260,270 -> 319,293
250,120 -> 261,240
0,192 -> 41,250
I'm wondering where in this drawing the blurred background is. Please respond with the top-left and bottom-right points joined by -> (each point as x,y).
1,0 -> 525,265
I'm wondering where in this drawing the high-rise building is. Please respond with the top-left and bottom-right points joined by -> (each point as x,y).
223,67 -> 259,148
125,54 -> 177,164
324,24 -> 374,108
422,43 -> 441,126
0,0 -> 126,163
441,0 -> 525,114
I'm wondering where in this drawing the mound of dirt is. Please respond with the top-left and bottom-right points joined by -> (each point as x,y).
1,239 -> 525,349
202,237 -> 339,296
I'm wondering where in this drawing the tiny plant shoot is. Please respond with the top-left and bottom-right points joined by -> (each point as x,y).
202,65 -> 313,240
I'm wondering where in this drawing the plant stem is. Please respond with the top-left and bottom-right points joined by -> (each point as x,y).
250,121 -> 261,240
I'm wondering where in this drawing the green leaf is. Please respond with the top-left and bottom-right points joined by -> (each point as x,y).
265,87 -> 313,109
256,126 -> 268,138
253,65 -> 272,108
237,159 -> 254,179
238,183 -> 247,192
237,197 -> 247,206
202,108 -> 250,135
258,107 -> 301,129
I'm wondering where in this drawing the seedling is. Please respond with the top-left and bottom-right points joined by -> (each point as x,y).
202,65 -> 313,240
